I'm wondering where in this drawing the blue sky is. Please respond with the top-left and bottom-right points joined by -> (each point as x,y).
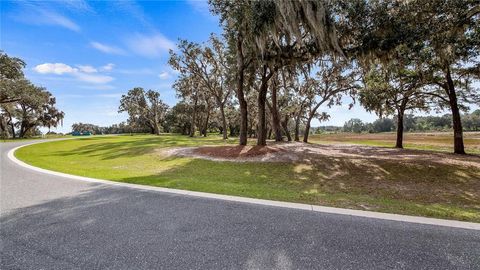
2,0 -> 227,133
4,0 -> 465,134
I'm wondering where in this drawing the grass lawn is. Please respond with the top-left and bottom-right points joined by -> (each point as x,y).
15,134 -> 480,222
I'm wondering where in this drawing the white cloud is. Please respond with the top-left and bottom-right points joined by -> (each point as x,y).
34,62 -> 114,84
101,63 -> 115,71
115,68 -> 154,75
126,33 -> 175,58
75,73 -> 114,84
34,63 -> 77,74
77,65 -> 97,73
158,71 -> 170,80
80,85 -> 116,90
90,42 -> 125,55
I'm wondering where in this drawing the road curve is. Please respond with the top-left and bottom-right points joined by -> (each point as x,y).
1,141 -> 479,269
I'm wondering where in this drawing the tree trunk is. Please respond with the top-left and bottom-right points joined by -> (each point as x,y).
190,95 -> 198,137
153,122 -> 160,135
203,105 -> 210,137
257,67 -> 270,146
11,123 -> 15,139
270,80 -> 283,142
0,117 -> 6,138
236,36 -> 248,145
219,102 -> 228,140
6,111 -> 15,139
282,114 -> 292,142
294,115 -> 301,142
19,121 -> 26,138
395,108 -> 404,149
303,116 -> 313,143
445,66 -> 465,154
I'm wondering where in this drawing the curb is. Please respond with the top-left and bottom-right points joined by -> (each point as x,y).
7,141 -> 480,231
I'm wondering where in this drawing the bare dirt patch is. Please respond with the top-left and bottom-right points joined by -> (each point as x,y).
160,142 -> 480,208
162,143 -> 298,162
162,142 -> 480,168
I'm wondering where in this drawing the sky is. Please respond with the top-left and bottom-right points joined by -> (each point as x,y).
3,0 -> 469,134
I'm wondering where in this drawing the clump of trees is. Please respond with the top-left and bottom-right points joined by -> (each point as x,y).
1,52 -> 64,139
118,88 -> 169,135
159,0 -> 478,154
71,122 -> 150,135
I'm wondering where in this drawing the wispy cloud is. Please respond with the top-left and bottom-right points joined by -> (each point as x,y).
96,93 -> 123,98
90,42 -> 126,55
33,62 -> 114,84
60,0 -> 94,13
187,0 -> 210,15
41,10 -> 81,31
115,68 -> 154,75
126,33 -> 175,58
80,85 -> 117,91
75,73 -> 114,84
77,65 -> 97,73
158,71 -> 170,80
111,0 -> 152,29
13,8 -> 81,32
101,63 -> 115,71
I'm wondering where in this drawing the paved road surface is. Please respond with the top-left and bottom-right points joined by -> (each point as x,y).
1,141 -> 479,269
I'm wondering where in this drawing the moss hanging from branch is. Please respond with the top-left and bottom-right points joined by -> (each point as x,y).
249,0 -> 343,65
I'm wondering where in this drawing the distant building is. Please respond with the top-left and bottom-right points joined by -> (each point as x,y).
72,131 -> 92,136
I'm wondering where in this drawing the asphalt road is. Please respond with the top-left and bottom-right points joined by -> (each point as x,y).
1,141 -> 479,270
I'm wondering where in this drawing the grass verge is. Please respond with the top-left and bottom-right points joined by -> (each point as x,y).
15,134 -> 480,222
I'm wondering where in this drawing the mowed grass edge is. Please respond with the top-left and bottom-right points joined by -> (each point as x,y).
14,134 -> 480,222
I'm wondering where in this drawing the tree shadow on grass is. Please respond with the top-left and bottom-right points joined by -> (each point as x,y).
116,151 -> 480,218
50,135 -> 233,160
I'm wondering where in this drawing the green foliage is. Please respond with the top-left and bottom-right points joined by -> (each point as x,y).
163,102 -> 193,135
371,118 -> 395,133
118,88 -> 169,135
0,51 -> 25,81
1,80 -> 63,138
343,118 -> 366,133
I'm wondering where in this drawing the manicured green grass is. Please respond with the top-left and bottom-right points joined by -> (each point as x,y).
15,134 -> 480,222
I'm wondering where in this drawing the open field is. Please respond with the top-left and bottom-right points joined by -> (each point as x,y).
310,132 -> 480,154
15,134 -> 480,222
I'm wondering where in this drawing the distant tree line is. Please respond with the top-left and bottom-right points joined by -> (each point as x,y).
0,52 -> 64,139
334,110 -> 480,134
70,122 -> 151,135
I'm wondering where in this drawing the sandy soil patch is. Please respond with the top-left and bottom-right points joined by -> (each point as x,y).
160,142 -> 480,167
